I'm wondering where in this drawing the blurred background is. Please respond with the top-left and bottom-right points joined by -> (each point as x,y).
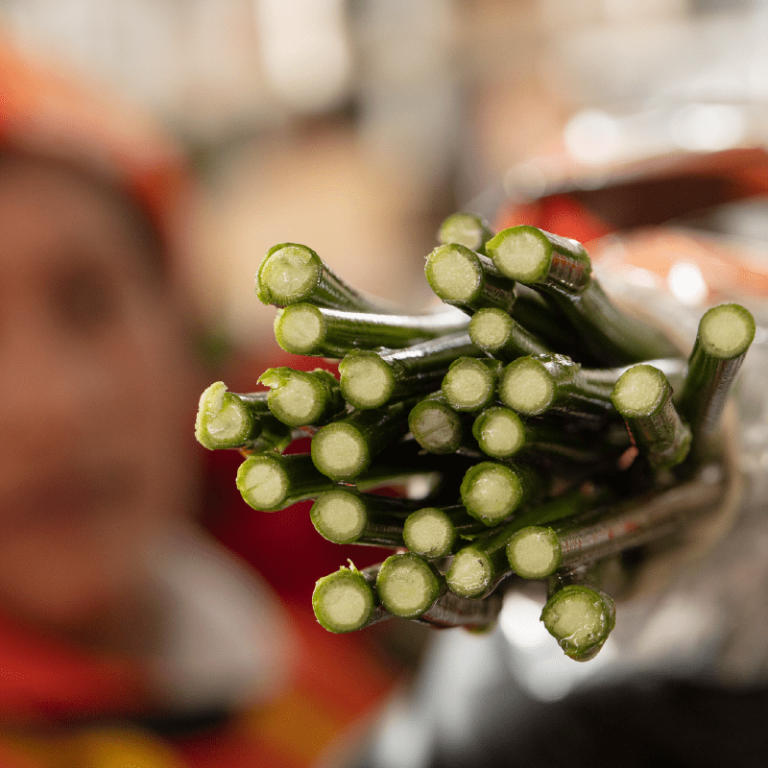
7,0 -> 767,352
3,2 -> 768,765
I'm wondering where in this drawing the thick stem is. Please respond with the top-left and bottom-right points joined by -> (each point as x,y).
311,400 -> 414,481
425,243 -> 516,314
447,491 -> 598,598
612,364 -> 691,471
376,553 -> 445,619
195,382 -> 271,450
274,303 -> 468,357
437,212 -> 493,255
339,332 -> 483,410
403,505 -> 487,559
312,564 -> 379,633
498,354 -> 617,416
468,307 -> 553,360
541,581 -> 616,661
441,357 -> 503,412
409,394 -> 466,455
460,460 -> 544,526
257,242 -> 395,312
678,303 -> 755,438
258,367 -> 345,427
310,489 -> 410,546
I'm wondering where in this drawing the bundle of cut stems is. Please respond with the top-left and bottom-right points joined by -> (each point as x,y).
195,214 -> 754,662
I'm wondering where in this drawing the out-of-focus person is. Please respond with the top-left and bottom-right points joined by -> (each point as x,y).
0,37 -> 395,768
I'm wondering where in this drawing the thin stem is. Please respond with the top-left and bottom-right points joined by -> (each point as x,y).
678,303 -> 756,437
553,465 -> 726,569
612,364 -> 691,470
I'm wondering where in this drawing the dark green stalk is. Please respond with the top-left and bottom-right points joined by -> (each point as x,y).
274,303 -> 468,357
612,364 -> 691,471
310,402 -> 413,482
338,332 -> 483,410
375,553 -> 445,619
312,564 -> 380,633
437,212 -> 493,255
468,307 -> 553,360
425,243 -> 516,314
195,382 -> 271,450
311,400 -> 414,481
487,226 -> 678,364
441,357 -> 503,412
541,579 -> 616,661
472,406 -> 527,459
409,394 -> 466,454
678,303 -> 756,437
447,491 -> 599,598
258,367 -> 345,427
257,243 -> 395,312
512,287 -> 586,357
237,441 -> 467,512
415,588 -> 502,631
515,466 -> 726,577
460,460 -> 545,526
403,505 -> 488,559
487,225 -> 592,292
311,488 -> 411,546
498,354 -> 617,416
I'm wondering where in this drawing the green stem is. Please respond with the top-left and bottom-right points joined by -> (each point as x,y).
425,243 -> 516,314
274,303 -> 469,357
310,400 -> 413,481
460,460 -> 545,526
375,553 -> 445,619
678,303 -> 756,437
468,307 -> 553,360
403,505 -> 488,559
487,225 -> 592,292
311,488 -> 412,546
312,564 -> 380,633
486,226 -> 677,364
409,394 -> 466,455
498,354 -> 617,416
258,367 -> 345,427
612,364 -> 691,471
195,382 -> 271,450
441,357 -> 503,412
447,491 -> 598,598
257,243 -> 395,312
437,212 -> 493,255
338,332 -> 483,410
541,580 -> 616,661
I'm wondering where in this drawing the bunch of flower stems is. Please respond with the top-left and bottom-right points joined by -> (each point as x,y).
195,216 -> 755,662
